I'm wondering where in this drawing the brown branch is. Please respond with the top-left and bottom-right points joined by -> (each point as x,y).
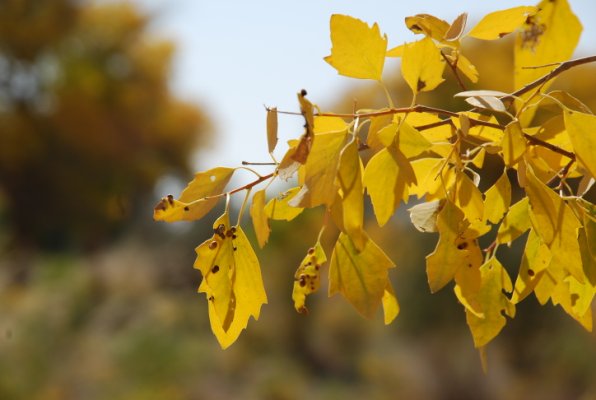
504,55 -> 596,102
441,51 -> 467,91
523,134 -> 575,160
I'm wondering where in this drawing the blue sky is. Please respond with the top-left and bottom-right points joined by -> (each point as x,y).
130,1 -> 596,172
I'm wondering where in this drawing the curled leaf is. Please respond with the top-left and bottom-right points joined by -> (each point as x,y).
292,242 -> 327,314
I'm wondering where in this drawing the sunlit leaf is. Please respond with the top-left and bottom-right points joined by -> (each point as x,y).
324,14 -> 387,81
514,0 -> 582,125
401,37 -> 445,94
195,213 -> 267,348
409,157 -> 456,200
154,167 -> 235,222
468,6 -> 537,40
501,121 -> 527,167
292,242 -> 327,314
364,146 -> 415,226
382,281 -> 400,325
250,189 -> 270,248
329,232 -> 395,319
290,131 -> 348,208
404,14 -> 450,42
264,187 -> 304,221
337,138 -> 367,250
464,258 -> 515,348
483,171 -> 511,224
564,110 -> 596,178
497,197 -> 531,244
454,171 -> 484,223
511,229 -> 552,304
525,169 -> 584,282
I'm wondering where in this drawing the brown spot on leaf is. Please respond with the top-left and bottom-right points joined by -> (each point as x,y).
308,247 -> 315,255
212,265 -> 220,273
417,79 -> 426,92
209,241 -> 218,250
528,269 -> 535,277
457,241 -> 468,250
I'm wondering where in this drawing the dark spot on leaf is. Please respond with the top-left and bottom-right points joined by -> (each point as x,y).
226,230 -> 233,237
498,32 -> 508,38
299,275 -> 306,287
528,268 -> 535,277
310,285 -> 315,291
417,79 -> 426,92
300,89 -> 308,97
212,265 -> 220,274
232,234 -> 237,239
468,263 -> 472,268
154,198 -> 167,212
167,194 -> 174,205
315,265 -> 320,270
184,206 -> 190,211
215,224 -> 226,239
306,262 -> 311,266
233,246 -> 237,251
457,241 -> 468,250
571,293 -> 579,306
231,226 -> 237,233
308,247 -> 315,255
410,24 -> 422,32
209,241 -> 218,250
208,295 -> 214,301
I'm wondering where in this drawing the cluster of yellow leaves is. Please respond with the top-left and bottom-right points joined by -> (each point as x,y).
155,0 -> 594,353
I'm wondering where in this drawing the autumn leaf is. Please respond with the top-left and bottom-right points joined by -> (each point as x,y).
402,37 -> 445,94
154,167 -> 235,222
324,14 -> 387,81
292,242 -> 327,314
194,212 -> 267,349
382,281 -> 400,325
468,6 -> 537,40
264,187 -> 304,221
501,121 -> 527,167
266,107 -> 278,154
329,232 -> 395,319
497,197 -> 531,244
483,171 -> 511,224
564,110 -> 596,178
250,189 -> 270,248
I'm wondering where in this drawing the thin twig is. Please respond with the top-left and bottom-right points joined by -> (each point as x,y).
441,51 -> 467,91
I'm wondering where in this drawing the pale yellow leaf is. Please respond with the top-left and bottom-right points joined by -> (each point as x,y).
501,121 -> 527,167
511,229 -> 552,304
454,172 -> 484,223
404,14 -> 450,42
408,199 -> 442,233
324,14 -> 387,81
382,281 -> 400,325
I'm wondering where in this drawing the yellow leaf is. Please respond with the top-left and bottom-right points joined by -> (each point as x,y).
525,169 -> 584,282
386,44 -> 405,58
290,131 -> 348,208
464,258 -> 516,348
468,6 -> 537,40
154,167 -> 235,222
264,187 -> 304,221
444,12 -> 468,42
195,213 -> 267,349
501,121 -> 527,167
397,121 -> 433,158
445,52 -> 479,83
404,14 -> 450,42
483,171 -> 511,224
409,157 -> 456,200
382,281 -> 400,325
314,115 -> 347,134
364,146 -> 415,226
470,148 -> 486,169
266,107 -> 278,153
298,90 -> 314,134
564,110 -> 596,178
250,190 -> 270,248
292,242 -> 327,314
366,113 -> 394,151
329,232 -> 395,319
408,112 -> 452,142
511,229 -> 552,304
497,197 -> 530,244
402,37 -> 445,94
454,172 -> 484,223
426,200 -> 476,293
324,14 -> 387,81
514,0 -> 582,125
337,139 -> 367,250
456,112 -> 503,143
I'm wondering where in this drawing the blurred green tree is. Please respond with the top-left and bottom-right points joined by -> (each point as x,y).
0,0 -> 210,250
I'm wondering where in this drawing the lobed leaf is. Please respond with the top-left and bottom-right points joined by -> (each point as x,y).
468,6 -> 537,40
292,242 -> 327,314
324,14 -> 387,81
401,37 -> 445,94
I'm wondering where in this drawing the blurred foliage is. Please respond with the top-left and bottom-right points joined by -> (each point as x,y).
0,0 -> 210,250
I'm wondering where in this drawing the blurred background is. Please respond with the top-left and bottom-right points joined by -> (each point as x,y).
0,1 -> 595,399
